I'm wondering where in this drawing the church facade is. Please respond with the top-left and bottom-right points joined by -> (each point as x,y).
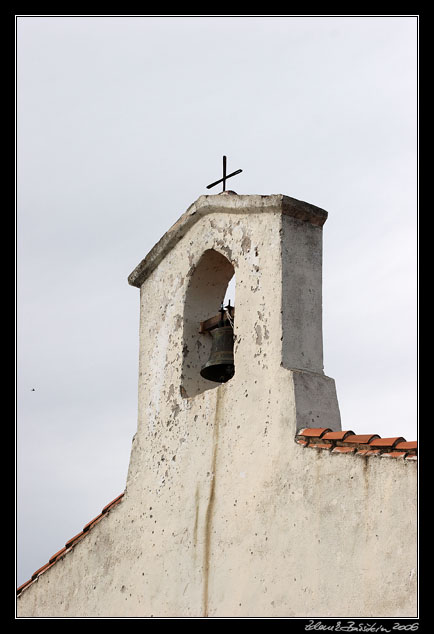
17,193 -> 417,618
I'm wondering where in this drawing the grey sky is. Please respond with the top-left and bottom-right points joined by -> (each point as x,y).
16,15 -> 418,588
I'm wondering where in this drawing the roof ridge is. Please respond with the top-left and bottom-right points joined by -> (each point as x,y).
17,492 -> 125,597
295,427 -> 417,459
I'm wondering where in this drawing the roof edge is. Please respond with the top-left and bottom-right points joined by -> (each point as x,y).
295,428 -> 417,460
17,492 -> 125,598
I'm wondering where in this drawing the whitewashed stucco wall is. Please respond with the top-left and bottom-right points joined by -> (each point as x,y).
17,194 -> 417,617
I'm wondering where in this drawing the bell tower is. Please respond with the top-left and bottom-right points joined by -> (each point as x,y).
127,193 -> 340,443
125,196 -> 341,610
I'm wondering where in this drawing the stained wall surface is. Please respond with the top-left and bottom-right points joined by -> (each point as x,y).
17,194 -> 417,618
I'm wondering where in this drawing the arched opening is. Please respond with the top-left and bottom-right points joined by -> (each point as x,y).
181,249 -> 235,398
223,274 -> 236,308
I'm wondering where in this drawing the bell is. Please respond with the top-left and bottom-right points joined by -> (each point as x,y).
200,300 -> 235,383
200,325 -> 235,383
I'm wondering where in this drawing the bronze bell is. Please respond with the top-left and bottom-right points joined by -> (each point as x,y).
200,302 -> 235,383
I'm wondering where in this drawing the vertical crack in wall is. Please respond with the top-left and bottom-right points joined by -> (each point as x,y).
202,387 -> 222,617
193,485 -> 199,562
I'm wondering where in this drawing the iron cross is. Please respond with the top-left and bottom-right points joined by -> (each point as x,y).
206,156 -> 242,193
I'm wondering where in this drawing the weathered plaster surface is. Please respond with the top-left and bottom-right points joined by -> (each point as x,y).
17,194 -> 416,618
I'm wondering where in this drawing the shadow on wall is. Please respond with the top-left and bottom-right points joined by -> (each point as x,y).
181,249 -> 235,398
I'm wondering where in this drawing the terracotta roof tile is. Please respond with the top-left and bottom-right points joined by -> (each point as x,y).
295,438 -> 308,446
342,434 -> 381,445
298,427 -> 331,438
294,428 -> 417,462
17,579 -> 34,594
49,547 -> 67,564
31,561 -> 55,580
65,530 -> 86,549
322,430 -> 354,441
102,493 -> 125,513
332,446 -> 357,454
311,442 -> 333,450
369,437 -> 406,448
83,512 -> 104,532
395,441 -> 417,452
17,492 -> 124,596
380,451 -> 407,459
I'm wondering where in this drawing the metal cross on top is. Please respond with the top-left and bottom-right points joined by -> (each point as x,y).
206,156 -> 242,193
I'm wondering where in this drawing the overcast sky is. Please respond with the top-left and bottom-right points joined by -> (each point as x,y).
16,15 -> 418,588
